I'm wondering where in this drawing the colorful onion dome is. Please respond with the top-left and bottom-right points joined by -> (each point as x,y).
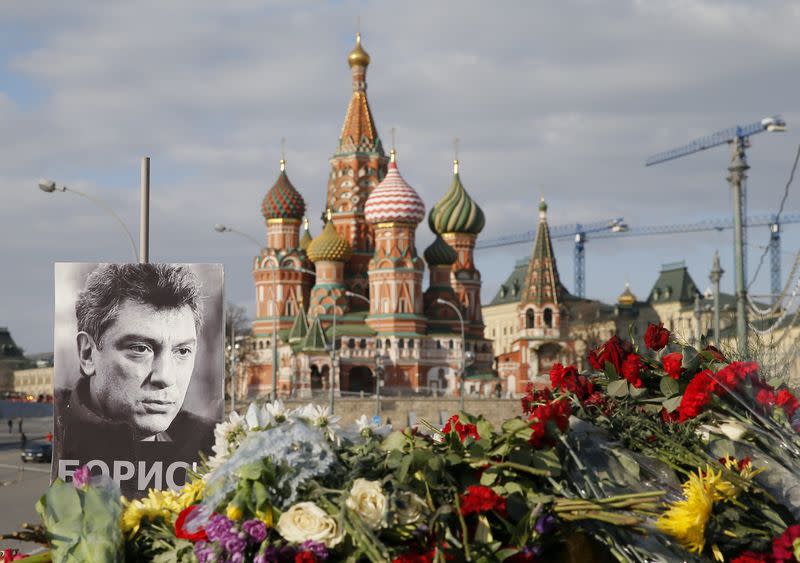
348,32 -> 371,68
364,151 -> 425,225
262,160 -> 306,222
307,212 -> 353,263
428,160 -> 485,235
299,217 -> 313,251
424,235 -> 457,266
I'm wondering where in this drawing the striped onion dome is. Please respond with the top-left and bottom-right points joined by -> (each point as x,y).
299,217 -> 313,251
262,160 -> 306,222
307,217 -> 353,263
424,235 -> 457,266
428,160 -> 485,235
364,152 -> 425,225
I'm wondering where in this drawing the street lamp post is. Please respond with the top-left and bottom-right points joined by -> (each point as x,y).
709,252 -> 724,345
213,224 -> 263,248
326,305 -> 338,413
38,179 -> 139,262
437,298 -> 471,412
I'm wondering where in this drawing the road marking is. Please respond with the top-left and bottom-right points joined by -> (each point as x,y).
0,463 -> 49,474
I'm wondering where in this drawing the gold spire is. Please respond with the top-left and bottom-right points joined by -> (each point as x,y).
280,137 -> 286,171
453,138 -> 460,174
326,208 -> 332,221
348,32 -> 371,68
303,217 -> 309,230
390,149 -> 396,163
280,159 -> 286,172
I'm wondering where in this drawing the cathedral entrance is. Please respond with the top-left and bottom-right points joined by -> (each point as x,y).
310,365 -> 323,396
347,366 -> 375,394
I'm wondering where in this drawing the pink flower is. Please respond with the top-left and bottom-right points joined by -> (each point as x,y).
72,465 -> 91,489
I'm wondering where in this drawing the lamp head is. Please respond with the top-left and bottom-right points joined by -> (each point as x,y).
762,116 -> 786,133
464,350 -> 476,367
436,298 -> 447,305
214,224 -> 228,233
38,179 -> 57,193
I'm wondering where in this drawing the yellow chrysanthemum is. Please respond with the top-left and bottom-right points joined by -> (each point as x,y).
178,478 -> 205,508
255,508 -> 274,528
121,484 -> 202,538
656,466 -> 739,554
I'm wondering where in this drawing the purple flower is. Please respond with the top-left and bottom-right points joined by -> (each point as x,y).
299,540 -> 329,560
222,533 -> 247,555
72,465 -> 90,489
193,541 -> 218,563
535,514 -> 557,535
242,519 -> 268,543
205,514 -> 235,543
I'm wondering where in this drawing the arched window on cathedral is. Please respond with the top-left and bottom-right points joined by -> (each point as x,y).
398,339 -> 405,349
449,340 -> 454,350
408,339 -> 414,349
543,308 -> 553,328
436,340 -> 442,350
359,338 -> 367,349
377,339 -> 382,349
385,339 -> 391,349
525,309 -> 535,329
347,338 -> 355,349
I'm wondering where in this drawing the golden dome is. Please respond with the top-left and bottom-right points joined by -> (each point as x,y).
348,32 -> 371,68
618,281 -> 637,306
307,213 -> 353,263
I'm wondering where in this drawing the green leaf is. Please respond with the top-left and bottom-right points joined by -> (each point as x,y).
682,346 -> 700,372
607,379 -> 629,398
530,448 -> 562,476
238,461 -> 263,480
397,455 -> 413,483
480,470 -> 498,486
380,431 -> 408,452
630,385 -> 647,399
501,418 -> 530,435
604,361 -> 619,380
663,395 -> 682,413
611,449 -> 640,479
660,375 -> 680,398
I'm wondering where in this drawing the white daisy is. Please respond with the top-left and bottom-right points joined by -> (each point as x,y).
265,399 -> 291,423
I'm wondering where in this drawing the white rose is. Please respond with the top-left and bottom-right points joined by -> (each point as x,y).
394,491 -> 428,526
276,501 -> 343,547
717,421 -> 748,442
345,478 -> 387,529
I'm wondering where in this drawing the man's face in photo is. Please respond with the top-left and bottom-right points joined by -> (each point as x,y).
79,299 -> 198,439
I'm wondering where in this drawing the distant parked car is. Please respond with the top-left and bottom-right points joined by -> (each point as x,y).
21,442 -> 52,463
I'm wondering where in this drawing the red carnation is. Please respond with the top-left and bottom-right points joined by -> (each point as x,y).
442,415 -> 480,442
174,505 -> 208,543
756,387 -> 777,409
460,485 -> 507,516
777,389 -> 800,419
644,323 -> 670,351
528,399 -> 570,448
392,550 -> 436,563
295,553 -> 318,563
521,386 -> 552,416
621,354 -> 644,388
678,370 -> 713,421
660,408 -> 679,423
662,353 -> 683,380
549,363 -> 573,389
772,524 -> 800,562
711,362 -> 760,395
550,363 -> 594,400
588,336 -> 626,373
732,552 -> 771,563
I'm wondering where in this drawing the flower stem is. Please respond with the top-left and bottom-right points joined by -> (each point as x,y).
452,493 -> 472,561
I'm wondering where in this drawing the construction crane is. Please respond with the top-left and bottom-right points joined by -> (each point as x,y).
475,218 -> 628,298
476,213 -> 800,300
645,114 -> 786,355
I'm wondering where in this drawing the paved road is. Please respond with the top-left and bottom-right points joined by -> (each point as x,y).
0,417 -> 52,558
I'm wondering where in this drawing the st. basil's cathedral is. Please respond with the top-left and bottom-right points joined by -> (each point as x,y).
245,33 -> 494,399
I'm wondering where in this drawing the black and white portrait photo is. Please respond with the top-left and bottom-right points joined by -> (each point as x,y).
52,262 -> 224,498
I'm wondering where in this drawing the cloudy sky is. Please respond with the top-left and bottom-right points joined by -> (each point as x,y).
1,0 -> 799,354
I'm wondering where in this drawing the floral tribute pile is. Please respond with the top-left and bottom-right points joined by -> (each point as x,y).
7,324 -> 800,562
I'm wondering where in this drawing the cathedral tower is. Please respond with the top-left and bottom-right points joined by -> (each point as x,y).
518,198 -> 564,338
253,158 -> 314,336
428,159 -> 486,338
326,33 -> 389,303
364,150 -> 427,335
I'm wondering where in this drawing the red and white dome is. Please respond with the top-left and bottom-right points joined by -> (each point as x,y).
364,157 -> 425,225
